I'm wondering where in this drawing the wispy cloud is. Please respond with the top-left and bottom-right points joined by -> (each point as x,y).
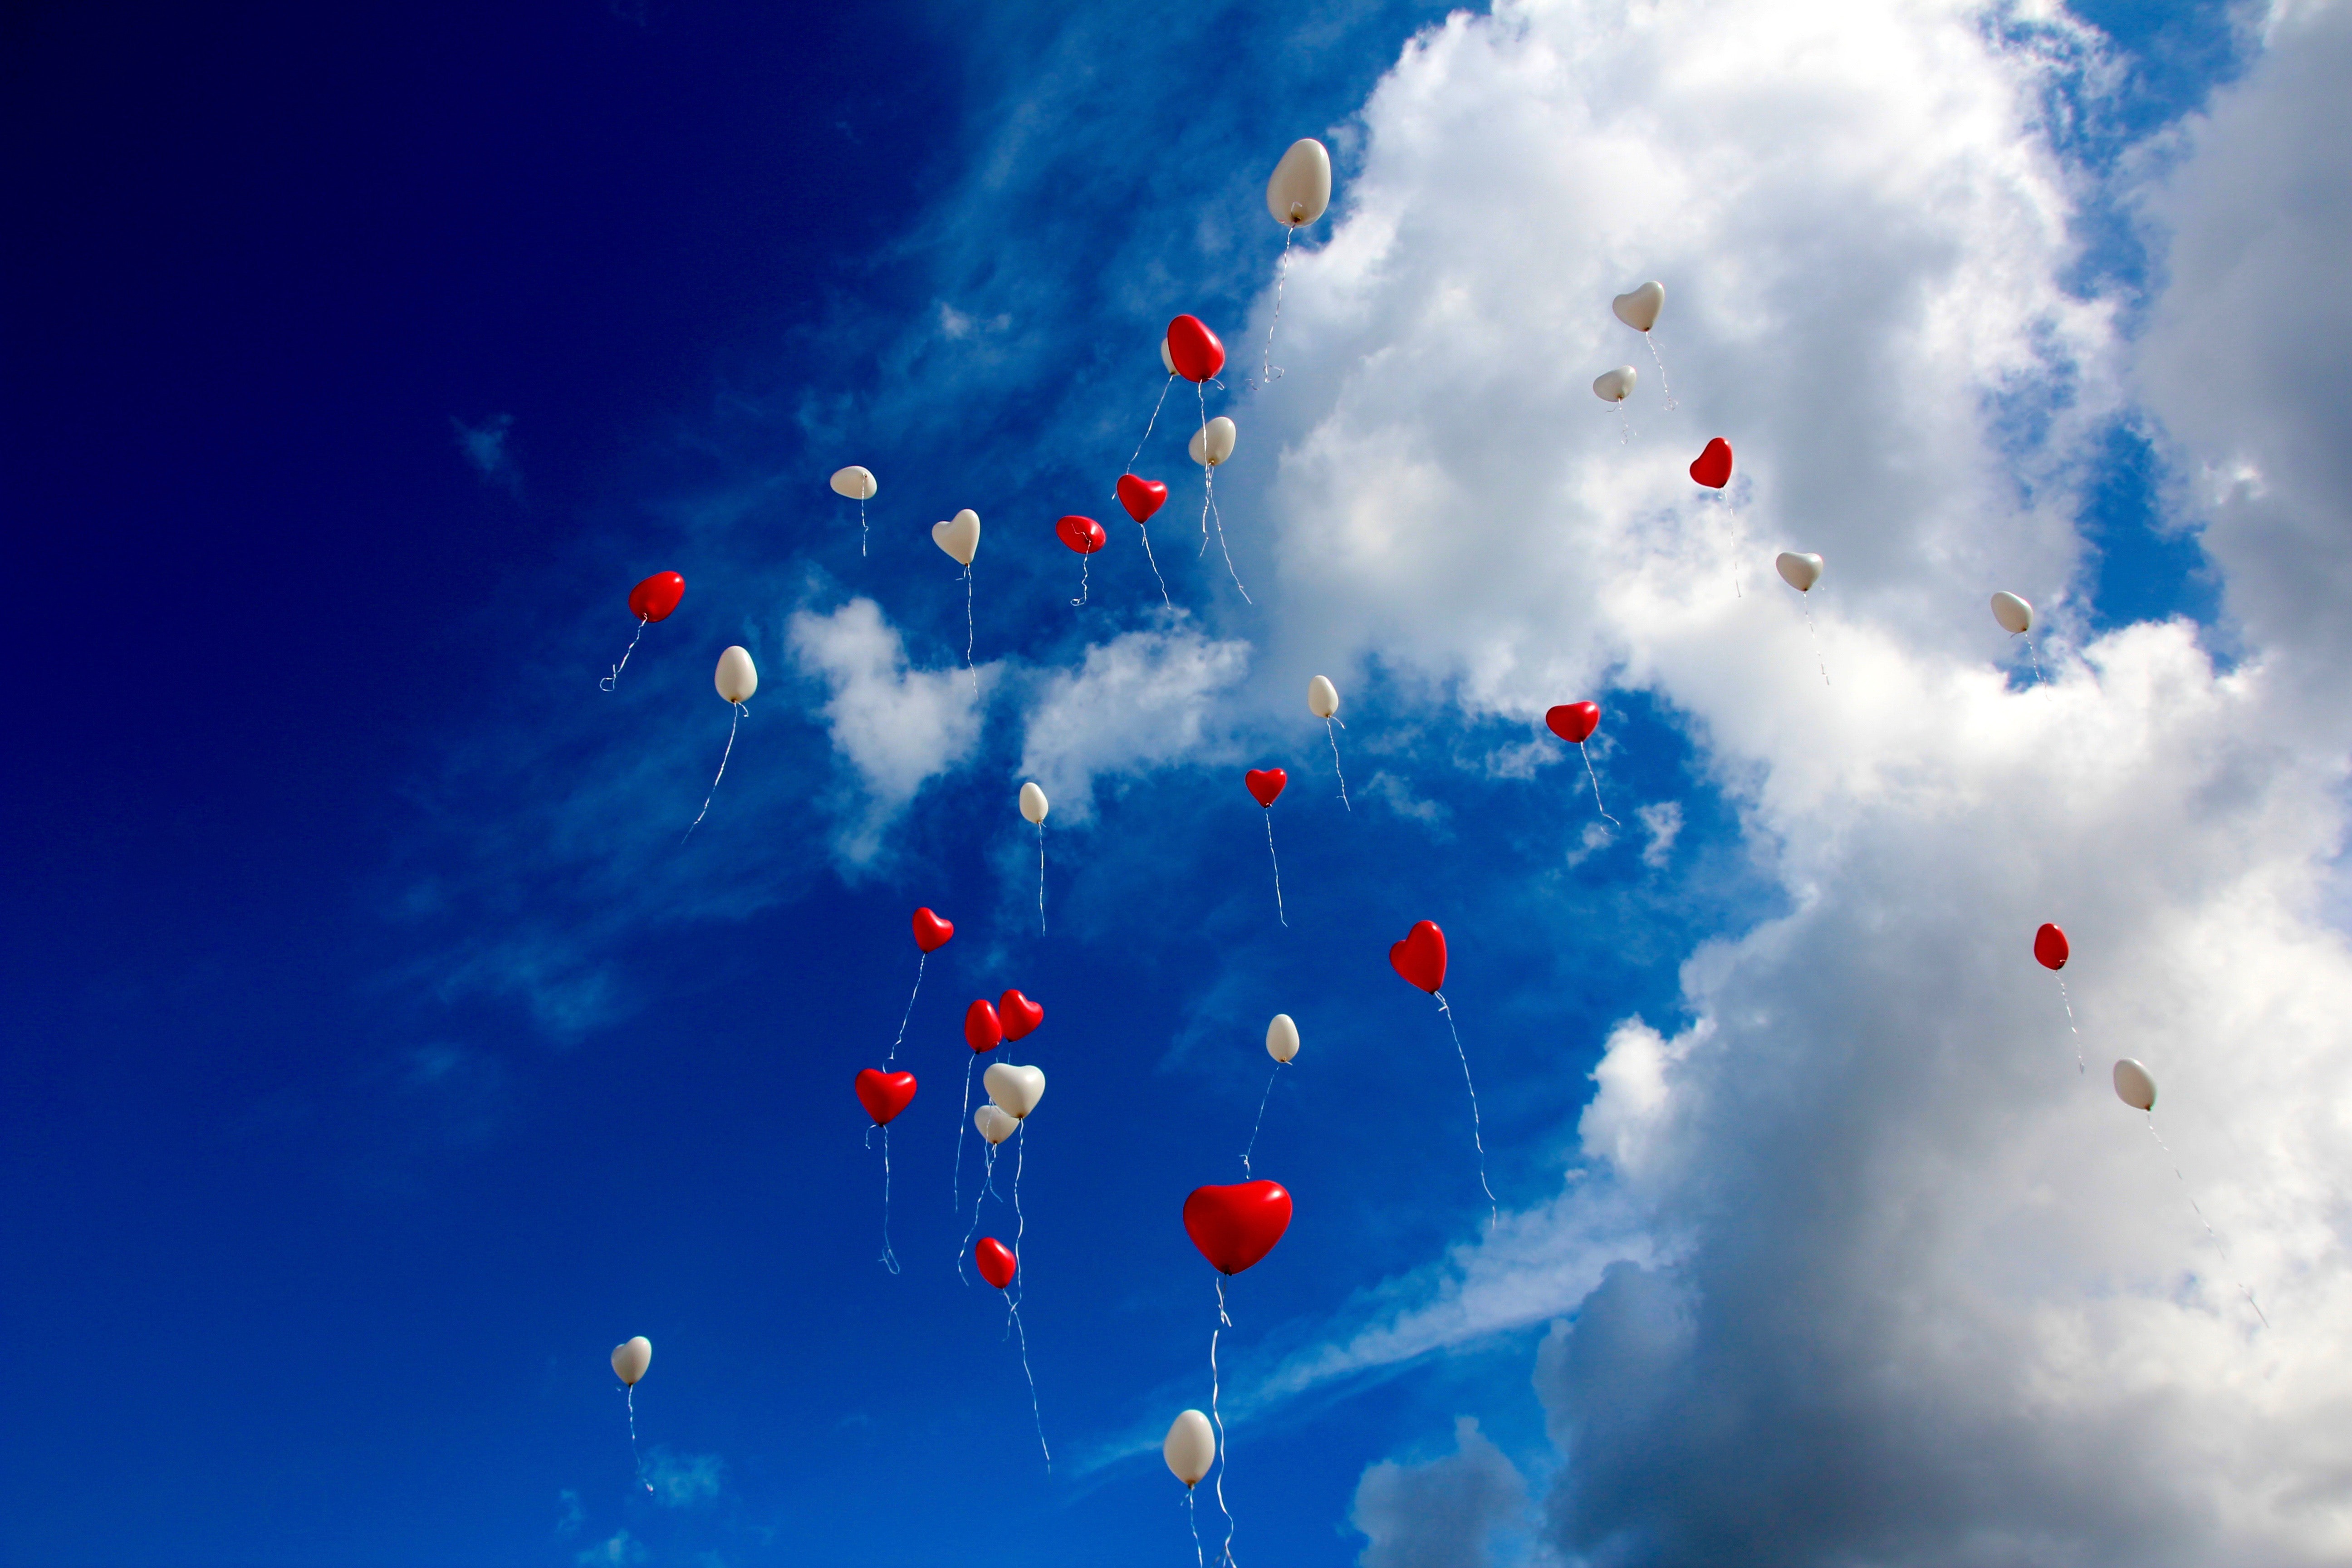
451,412 -> 519,491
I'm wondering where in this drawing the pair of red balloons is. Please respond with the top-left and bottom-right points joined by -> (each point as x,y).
965,990 -> 1044,1052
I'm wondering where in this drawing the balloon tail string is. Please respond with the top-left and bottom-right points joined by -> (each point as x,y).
2144,1114 -> 2269,1329
860,495 -> 868,557
1211,1277 -> 1235,1568
601,616 -> 647,692
878,1122 -> 901,1274
953,1053 -> 976,1215
626,1384 -> 651,1493
1325,718 -> 1352,810
1008,1296 -> 1049,1468
1616,402 -> 1630,446
959,1140 -> 997,1285
1138,522 -> 1173,607
1434,992 -> 1499,1230
1803,600 -> 1830,687
1645,330 -> 1676,410
1579,742 -> 1620,826
1036,823 -> 1047,936
1012,1126 -> 1027,1268
1128,375 -> 1173,473
890,951 -> 925,1067
1187,1490 -> 1205,1568
2026,634 -> 2047,690
1263,813 -> 1286,927
1072,552 -> 1089,608
1208,480 -> 1250,601
1257,229 -> 1293,389
2056,975 -> 2082,1074
1242,1062 -> 1280,1179
683,701 -> 742,840
964,565 -> 976,694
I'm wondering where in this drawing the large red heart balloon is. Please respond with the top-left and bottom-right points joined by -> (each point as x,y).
1690,437 -> 1733,490
911,907 -> 955,954
2034,922 -> 2069,971
1166,314 -> 1226,383
1245,768 -> 1287,808
854,1068 -> 918,1126
965,999 -> 1003,1053
975,1236 -> 1017,1290
1546,702 -> 1600,744
627,571 -> 686,623
1183,1181 -> 1293,1276
999,989 -> 1043,1042
1117,474 -> 1168,523
1389,920 -> 1447,994
1056,514 -> 1106,555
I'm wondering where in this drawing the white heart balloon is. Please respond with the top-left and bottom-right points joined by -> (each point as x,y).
1775,552 -> 1824,593
1307,675 -> 1339,720
1266,1013 -> 1300,1063
984,1061 -> 1046,1119
1160,335 -> 1175,375
931,508 -> 980,566
1612,280 -> 1665,333
1592,366 -> 1637,404
611,1336 -> 652,1386
1265,137 -> 1332,228
974,1103 -> 1019,1145
1019,781 -> 1049,824
1990,591 -> 2034,635
1164,1409 -> 1216,1487
2113,1058 -> 2157,1112
828,465 -> 877,500
1189,416 -> 1237,468
714,646 -> 758,704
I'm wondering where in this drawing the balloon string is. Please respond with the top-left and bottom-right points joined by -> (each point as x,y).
1193,382 -> 1252,603
683,701 -> 744,840
2025,634 -> 2047,690
859,495 -> 868,558
1434,991 -> 1499,1230
1012,1125 -> 1027,1281
1802,599 -> 1831,687
878,1122 -> 901,1274
1241,1062 -> 1281,1179
1072,551 -> 1090,608
625,1383 -> 651,1493
601,615 -> 648,692
1128,374 -> 1173,473
1036,822 -> 1047,936
1211,1276 -> 1236,1568
1256,228 -> 1294,389
1007,1296 -> 1050,1468
1616,402 -> 1630,446
889,951 -> 926,1067
1187,1489 -> 1205,1568
2055,975 -> 2082,1074
1579,741 -> 1620,827
958,1140 -> 998,1286
1137,521 -> 1173,608
1644,330 -> 1677,410
953,1053 -> 977,1216
2143,1115 -> 2268,1329
964,565 -> 976,693
1325,718 -> 1352,811
1262,812 -> 1287,927
1007,1125 -> 1050,1467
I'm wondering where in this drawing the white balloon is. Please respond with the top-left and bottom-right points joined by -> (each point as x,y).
2113,1058 -> 2158,1112
1307,675 -> 1339,719
1160,335 -> 1175,376
1019,781 -> 1049,825
1266,1013 -> 1300,1063
829,465 -> 877,500
1164,1409 -> 1216,1487
611,1336 -> 652,1386
1189,416 -> 1237,468
931,508 -> 980,567
1612,280 -> 1666,333
974,1103 -> 1019,1145
984,1061 -> 1046,1119
714,646 -> 758,704
1592,366 -> 1637,404
1265,138 -> 1333,227
1990,591 -> 2034,635
1775,552 -> 1824,593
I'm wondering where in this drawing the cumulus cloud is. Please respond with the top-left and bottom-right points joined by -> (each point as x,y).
1014,621 -> 1250,823
1635,800 -> 1681,868
1349,1416 -> 1529,1568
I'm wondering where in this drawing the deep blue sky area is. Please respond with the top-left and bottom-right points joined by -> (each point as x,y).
1,2 -> 2238,1565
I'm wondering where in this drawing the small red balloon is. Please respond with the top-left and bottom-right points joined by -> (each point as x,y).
1117,474 -> 1168,523
627,571 -> 686,623
965,999 -> 1004,1054
1056,514 -> 1107,555
1389,920 -> 1448,995
999,989 -> 1043,1042
1165,315 -> 1226,383
974,1236 -> 1017,1290
2034,923 -> 2069,971
1245,768 -> 1287,808
1690,438 -> 1733,490
854,1068 -> 918,1126
912,907 -> 955,954
1183,1181 -> 1293,1276
1546,702 -> 1600,745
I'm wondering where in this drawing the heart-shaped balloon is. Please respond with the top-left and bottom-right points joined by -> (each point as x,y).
911,906 -> 954,953
1183,1180 -> 1293,1276
1775,551 -> 1824,593
1690,437 -> 1733,490
1389,920 -> 1447,994
1545,702 -> 1599,745
1188,416 -> 1237,469
1056,514 -> 1106,555
975,1236 -> 1017,1290
984,1061 -> 1046,1119
854,1068 -> 918,1126
999,989 -> 1043,1042
829,465 -> 877,500
965,999 -> 1003,1053
1166,314 -> 1226,383
931,508 -> 980,567
627,571 -> 686,623
1612,280 -> 1665,333
1245,768 -> 1287,808
1592,367 -> 1637,404
975,1103 -> 1019,1145
1117,474 -> 1168,523
2034,922 -> 2069,971
611,1336 -> 652,1386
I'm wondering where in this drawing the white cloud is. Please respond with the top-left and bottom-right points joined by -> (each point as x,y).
1348,1416 -> 1529,1568
1013,621 -> 1251,823
575,1529 -> 645,1566
451,412 -> 518,488
644,1446 -> 724,1508
1636,800 -> 1681,868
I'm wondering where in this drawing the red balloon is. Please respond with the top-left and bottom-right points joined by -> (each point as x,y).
1165,315 -> 1226,383
1389,920 -> 1448,994
1117,474 -> 1168,523
1183,1181 -> 1293,1276
1056,514 -> 1107,555
999,988 -> 1043,1042
912,907 -> 955,954
1244,768 -> 1287,808
965,999 -> 1004,1053
1690,438 -> 1733,490
1546,702 -> 1600,744
974,1236 -> 1017,1290
2034,923 -> 2069,971
854,1068 -> 918,1126
627,571 -> 686,623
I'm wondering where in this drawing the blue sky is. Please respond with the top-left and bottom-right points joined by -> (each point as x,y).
8,3 -> 2349,1566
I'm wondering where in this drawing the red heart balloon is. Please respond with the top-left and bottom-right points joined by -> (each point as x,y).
1245,768 -> 1287,808
1056,514 -> 1106,555
1690,437 -> 1733,490
1117,474 -> 1168,523
853,1068 -> 917,1126
1546,702 -> 1600,744
1166,314 -> 1226,383
1183,1181 -> 1293,1276
627,571 -> 685,623
965,999 -> 1003,1053
1388,920 -> 1447,994
999,989 -> 1043,1042
974,1236 -> 1017,1290
911,907 -> 955,954
2034,922 -> 2069,971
